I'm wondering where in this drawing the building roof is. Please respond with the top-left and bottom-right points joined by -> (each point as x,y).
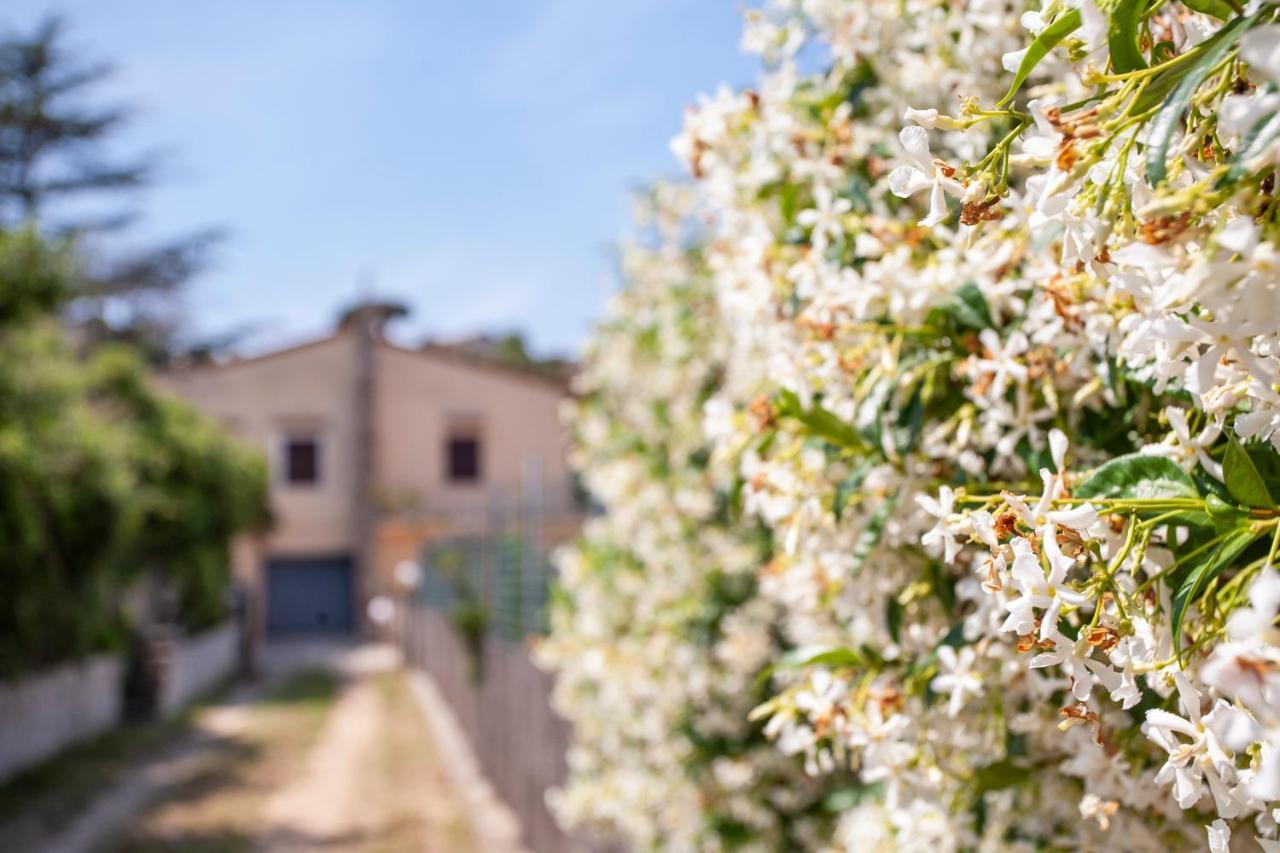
163,328 -> 573,392
409,341 -> 573,390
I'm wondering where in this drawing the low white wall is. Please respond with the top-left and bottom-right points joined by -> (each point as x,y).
160,623 -> 238,716
0,623 -> 240,783
0,653 -> 124,781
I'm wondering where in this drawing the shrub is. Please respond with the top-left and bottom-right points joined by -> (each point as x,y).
0,229 -> 268,677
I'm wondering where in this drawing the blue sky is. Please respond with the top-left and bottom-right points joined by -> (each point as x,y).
3,1 -> 757,356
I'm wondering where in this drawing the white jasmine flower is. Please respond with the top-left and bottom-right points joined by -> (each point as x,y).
796,185 -> 852,252
931,645 -> 983,717
1143,675 -> 1249,816
1002,534 -> 1087,640
1141,407 -> 1223,478
972,329 -> 1029,398
1004,468 -> 1100,535
917,485 -> 962,561
1030,634 -> 1130,704
1208,819 -> 1231,853
1243,25 -> 1280,85
888,126 -> 964,227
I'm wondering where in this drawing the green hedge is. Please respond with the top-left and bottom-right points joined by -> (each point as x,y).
0,230 -> 269,678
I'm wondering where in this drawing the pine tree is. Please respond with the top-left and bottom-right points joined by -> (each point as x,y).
0,15 -> 221,362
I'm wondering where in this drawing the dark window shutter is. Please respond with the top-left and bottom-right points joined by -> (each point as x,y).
286,437 -> 319,484
447,435 -> 480,482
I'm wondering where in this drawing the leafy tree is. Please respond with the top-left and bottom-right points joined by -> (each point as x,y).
428,329 -> 572,380
0,228 -> 268,678
0,230 -> 130,674
89,347 -> 270,630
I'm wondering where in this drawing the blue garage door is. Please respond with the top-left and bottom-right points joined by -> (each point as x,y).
266,557 -> 353,636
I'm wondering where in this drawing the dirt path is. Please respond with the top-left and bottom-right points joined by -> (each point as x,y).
258,648 -> 476,851
99,645 -> 480,853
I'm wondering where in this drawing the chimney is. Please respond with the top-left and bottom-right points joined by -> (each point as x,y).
336,300 -> 407,339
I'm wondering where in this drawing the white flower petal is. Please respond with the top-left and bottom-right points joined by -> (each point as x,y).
1242,25 -> 1280,86
898,125 -> 933,170
888,164 -> 932,198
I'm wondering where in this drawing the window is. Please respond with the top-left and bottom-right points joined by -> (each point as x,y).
445,419 -> 482,483
284,434 -> 320,485
447,435 -> 480,482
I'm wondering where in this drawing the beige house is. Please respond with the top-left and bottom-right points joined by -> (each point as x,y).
160,305 -> 577,641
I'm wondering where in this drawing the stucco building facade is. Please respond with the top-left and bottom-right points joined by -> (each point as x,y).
160,306 -> 576,641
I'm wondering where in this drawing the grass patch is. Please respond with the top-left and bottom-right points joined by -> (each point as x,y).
261,668 -> 338,707
100,830 -> 255,853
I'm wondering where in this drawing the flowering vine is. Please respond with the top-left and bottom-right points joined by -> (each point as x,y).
544,1 -> 1280,849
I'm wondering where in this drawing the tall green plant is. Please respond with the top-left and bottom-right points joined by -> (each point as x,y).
0,228 -> 268,678
89,346 -> 269,631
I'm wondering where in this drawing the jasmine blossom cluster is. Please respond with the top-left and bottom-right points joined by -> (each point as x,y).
543,2 -> 1280,849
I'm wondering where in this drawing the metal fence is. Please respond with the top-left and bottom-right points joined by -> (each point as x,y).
417,525 -> 553,640
399,502 -> 594,853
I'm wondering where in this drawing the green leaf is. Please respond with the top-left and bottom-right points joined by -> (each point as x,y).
928,558 -> 958,611
973,759 -> 1033,794
823,783 -> 885,812
1195,467 -> 1235,503
776,644 -> 866,670
755,642 -> 870,690
998,10 -> 1082,107
850,490 -> 899,576
776,389 -> 871,454
885,597 -> 903,644
1151,39 -> 1178,63
1147,14 -> 1254,186
1183,0 -> 1237,21
949,281 -> 995,330
1225,436 -> 1275,508
891,385 -> 925,454
924,280 -> 995,346
1171,526 -> 1263,659
1109,0 -> 1148,74
1134,14 -> 1254,116
834,459 -> 876,521
726,477 -> 745,523
939,622 -> 966,649
1247,442 -> 1280,485
1075,452 -> 1201,501
779,181 -> 800,228
1206,492 -> 1249,526
854,379 -> 892,449
1223,106 -> 1280,184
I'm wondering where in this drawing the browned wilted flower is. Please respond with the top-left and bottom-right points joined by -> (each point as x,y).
749,393 -> 776,432
1086,626 -> 1120,653
1139,212 -> 1192,245
960,197 -> 1003,226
